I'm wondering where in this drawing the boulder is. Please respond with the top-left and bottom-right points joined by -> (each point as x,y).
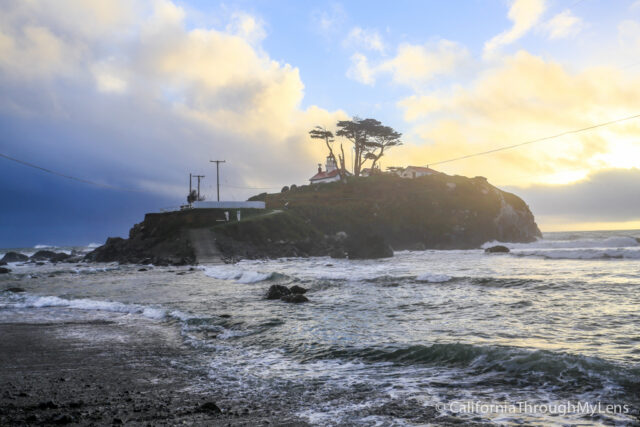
197,401 -> 222,414
328,247 -> 347,259
266,284 -> 291,300
1,252 -> 28,263
485,245 -> 510,253
280,294 -> 309,303
4,287 -> 25,293
346,233 -> 394,259
0,267 -> 11,274
30,250 -> 70,262
289,285 -> 307,294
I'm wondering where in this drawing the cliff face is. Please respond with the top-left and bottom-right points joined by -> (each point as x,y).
86,173 -> 541,264
256,173 -> 541,251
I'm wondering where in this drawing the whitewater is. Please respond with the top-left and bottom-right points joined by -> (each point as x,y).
1,229 -> 639,425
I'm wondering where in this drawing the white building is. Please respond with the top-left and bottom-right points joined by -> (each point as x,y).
192,201 -> 265,209
309,156 -> 351,184
399,166 -> 439,179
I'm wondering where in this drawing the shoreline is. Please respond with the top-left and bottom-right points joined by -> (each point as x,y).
0,314 -> 307,426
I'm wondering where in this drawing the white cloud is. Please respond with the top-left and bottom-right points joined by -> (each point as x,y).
226,11 -> 266,44
542,9 -> 583,40
391,50 -> 640,187
618,19 -> 640,51
310,3 -> 347,38
0,0 -> 347,198
346,39 -> 470,88
343,27 -> 385,53
484,0 -> 547,57
346,53 -> 376,85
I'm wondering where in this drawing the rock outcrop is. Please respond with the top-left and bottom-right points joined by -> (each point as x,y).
485,245 -> 510,253
265,284 -> 309,303
85,173 -> 541,265
1,252 -> 28,263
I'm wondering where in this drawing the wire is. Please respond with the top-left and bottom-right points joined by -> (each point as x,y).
0,152 -> 143,192
224,184 -> 282,190
5,112 -> 639,192
428,113 -> 640,167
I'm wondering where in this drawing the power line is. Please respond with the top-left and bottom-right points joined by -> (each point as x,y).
0,152 -> 143,192
224,184 -> 282,190
428,112 -> 640,167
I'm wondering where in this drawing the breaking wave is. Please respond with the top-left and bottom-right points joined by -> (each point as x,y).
483,235 -> 639,250
309,343 -> 639,393
1,294 -> 170,320
201,265 -> 281,283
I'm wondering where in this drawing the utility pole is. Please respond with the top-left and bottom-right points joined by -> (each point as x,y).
209,160 -> 225,201
189,173 -> 192,194
193,175 -> 205,201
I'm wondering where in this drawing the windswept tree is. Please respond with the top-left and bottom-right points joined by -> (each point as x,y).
335,118 -> 402,176
309,126 -> 346,178
366,125 -> 402,171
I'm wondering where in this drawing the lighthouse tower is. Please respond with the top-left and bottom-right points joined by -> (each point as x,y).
325,155 -> 337,172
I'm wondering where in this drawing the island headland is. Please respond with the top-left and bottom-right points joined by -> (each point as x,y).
85,173 -> 541,265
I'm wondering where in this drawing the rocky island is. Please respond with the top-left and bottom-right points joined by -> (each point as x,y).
86,173 -> 541,264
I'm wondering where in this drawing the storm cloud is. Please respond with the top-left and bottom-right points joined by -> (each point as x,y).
506,168 -> 640,227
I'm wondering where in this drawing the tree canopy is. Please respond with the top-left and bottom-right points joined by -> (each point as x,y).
333,117 -> 402,176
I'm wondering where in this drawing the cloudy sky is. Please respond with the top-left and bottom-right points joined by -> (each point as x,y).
1,0 -> 640,246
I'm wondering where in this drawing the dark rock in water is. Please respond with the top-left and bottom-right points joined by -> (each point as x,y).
329,247 -> 347,259
35,262 -> 45,266
50,413 -> 75,424
38,400 -> 59,410
346,233 -> 394,259
138,268 -> 148,272
50,253 -> 71,263
219,314 -> 231,318
289,285 -> 307,294
30,250 -> 58,260
485,245 -> 510,253
0,261 -> 5,266
3,287 -> 24,293
280,294 -> 309,303
197,401 -> 222,414
30,250 -> 71,262
1,252 -> 28,263
266,284 -> 291,300
0,267 -> 10,274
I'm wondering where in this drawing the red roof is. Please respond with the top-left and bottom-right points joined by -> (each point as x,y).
310,169 -> 341,181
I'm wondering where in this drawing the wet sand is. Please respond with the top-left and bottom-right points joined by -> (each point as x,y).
0,318 -> 307,426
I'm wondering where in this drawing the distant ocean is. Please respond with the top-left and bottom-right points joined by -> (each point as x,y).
1,230 -> 639,425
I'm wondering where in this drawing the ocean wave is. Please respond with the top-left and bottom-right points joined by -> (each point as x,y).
202,265 -> 282,283
514,248 -> 640,260
3,294 -> 169,320
469,277 -> 542,288
34,244 -> 58,249
415,273 -> 452,283
314,343 -> 639,392
483,235 -> 639,250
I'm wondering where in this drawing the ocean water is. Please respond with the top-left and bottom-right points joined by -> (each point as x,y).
1,230 -> 639,425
